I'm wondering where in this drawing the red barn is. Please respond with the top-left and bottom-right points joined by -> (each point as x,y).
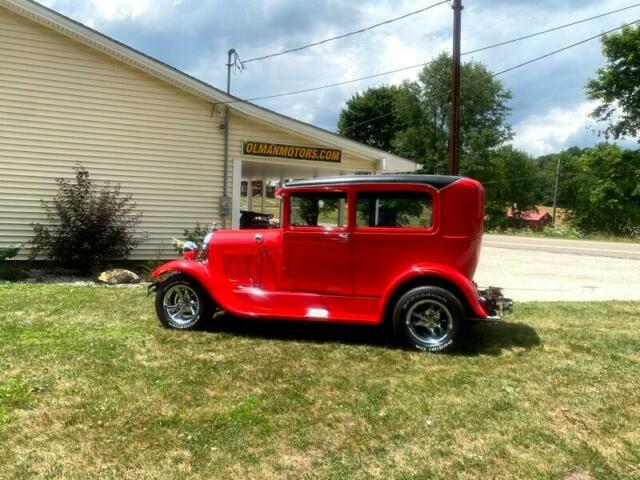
507,209 -> 553,231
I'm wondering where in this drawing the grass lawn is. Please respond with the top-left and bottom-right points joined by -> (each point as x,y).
1,284 -> 638,479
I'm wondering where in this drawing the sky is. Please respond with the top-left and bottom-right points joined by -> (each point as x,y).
39,0 -> 640,156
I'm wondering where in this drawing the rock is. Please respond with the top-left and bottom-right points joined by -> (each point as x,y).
98,268 -> 140,285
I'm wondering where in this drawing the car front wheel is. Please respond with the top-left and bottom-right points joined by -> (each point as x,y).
392,286 -> 465,353
155,275 -> 213,330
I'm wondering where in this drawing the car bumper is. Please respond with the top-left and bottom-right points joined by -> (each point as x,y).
478,287 -> 513,321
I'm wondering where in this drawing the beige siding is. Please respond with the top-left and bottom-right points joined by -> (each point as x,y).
0,5 -> 378,261
0,6 -> 226,260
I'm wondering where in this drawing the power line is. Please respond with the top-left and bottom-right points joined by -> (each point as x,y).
214,15 -> 639,136
341,19 -> 640,133
243,0 -> 449,64
379,169 -> 592,184
243,63 -> 426,102
481,170 -> 590,185
340,110 -> 398,133
222,16 -> 639,109
341,6 -> 636,133
491,19 -> 640,77
463,3 -> 640,56
462,0 -> 547,42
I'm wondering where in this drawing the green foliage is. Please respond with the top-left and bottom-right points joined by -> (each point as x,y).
337,53 -> 515,227
142,243 -> 168,279
394,53 -> 512,174
587,23 -> 640,140
533,147 -> 584,207
336,51 -> 640,236
356,192 -> 428,227
0,245 -> 20,263
525,144 -> 640,237
30,165 -> 142,273
0,245 -> 28,282
561,144 -> 640,236
337,53 -> 512,173
483,146 -> 539,230
536,225 -> 585,239
337,85 -> 404,152
0,269 -> 29,282
291,195 -> 345,227
183,222 -> 211,244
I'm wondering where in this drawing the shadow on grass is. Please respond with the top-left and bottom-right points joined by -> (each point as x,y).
208,314 -> 394,349
457,321 -> 541,356
206,315 -> 541,356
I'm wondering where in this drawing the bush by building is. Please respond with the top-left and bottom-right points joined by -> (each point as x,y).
30,165 -> 142,274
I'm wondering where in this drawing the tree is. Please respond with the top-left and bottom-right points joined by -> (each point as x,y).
337,85 -> 403,152
394,52 -> 512,174
336,53 -> 531,228
483,146 -> 539,230
563,144 -> 640,236
586,23 -> 640,140
30,165 -> 143,273
534,147 -> 583,207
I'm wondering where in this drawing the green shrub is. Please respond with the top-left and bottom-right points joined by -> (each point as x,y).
0,268 -> 28,282
0,245 -> 20,263
30,165 -> 142,274
0,245 -> 28,282
539,225 -> 584,239
142,244 -> 166,279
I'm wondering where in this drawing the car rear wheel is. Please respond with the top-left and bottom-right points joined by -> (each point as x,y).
155,275 -> 213,330
392,286 -> 465,353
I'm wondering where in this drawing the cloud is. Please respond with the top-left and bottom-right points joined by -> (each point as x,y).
513,101 -> 600,155
40,0 -> 158,26
36,0 -> 640,154
88,0 -> 153,21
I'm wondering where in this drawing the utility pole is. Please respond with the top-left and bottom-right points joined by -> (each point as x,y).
551,155 -> 561,226
448,0 -> 463,176
221,48 -> 235,228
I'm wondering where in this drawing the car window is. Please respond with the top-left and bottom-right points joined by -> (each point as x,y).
290,192 -> 347,228
356,191 -> 432,228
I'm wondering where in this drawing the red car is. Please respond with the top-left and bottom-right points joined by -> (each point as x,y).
150,175 -> 511,352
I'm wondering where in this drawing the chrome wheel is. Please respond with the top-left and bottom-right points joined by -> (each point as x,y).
162,284 -> 200,328
405,299 -> 454,346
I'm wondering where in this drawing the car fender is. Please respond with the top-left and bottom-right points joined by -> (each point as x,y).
150,260 -> 256,317
383,263 -> 487,318
150,260 -> 221,304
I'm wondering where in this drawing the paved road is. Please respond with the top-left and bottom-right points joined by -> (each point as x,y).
475,235 -> 640,302
483,234 -> 640,260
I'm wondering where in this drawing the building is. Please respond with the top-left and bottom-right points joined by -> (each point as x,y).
0,0 -> 415,259
506,209 -> 554,231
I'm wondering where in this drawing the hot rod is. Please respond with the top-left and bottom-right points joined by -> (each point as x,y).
150,174 -> 511,352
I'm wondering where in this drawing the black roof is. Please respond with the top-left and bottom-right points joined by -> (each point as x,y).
284,174 -> 463,190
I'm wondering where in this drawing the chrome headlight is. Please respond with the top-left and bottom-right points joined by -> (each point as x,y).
201,232 -> 213,260
183,240 -> 198,253
182,240 -> 198,260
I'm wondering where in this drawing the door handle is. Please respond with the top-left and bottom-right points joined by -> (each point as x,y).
336,233 -> 350,242
254,233 -> 264,244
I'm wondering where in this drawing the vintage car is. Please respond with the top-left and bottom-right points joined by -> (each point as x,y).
150,174 -> 511,352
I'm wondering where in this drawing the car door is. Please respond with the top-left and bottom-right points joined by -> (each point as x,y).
283,189 -> 352,295
351,186 -> 436,297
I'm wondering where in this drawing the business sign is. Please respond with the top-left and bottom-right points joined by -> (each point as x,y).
243,140 -> 342,163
